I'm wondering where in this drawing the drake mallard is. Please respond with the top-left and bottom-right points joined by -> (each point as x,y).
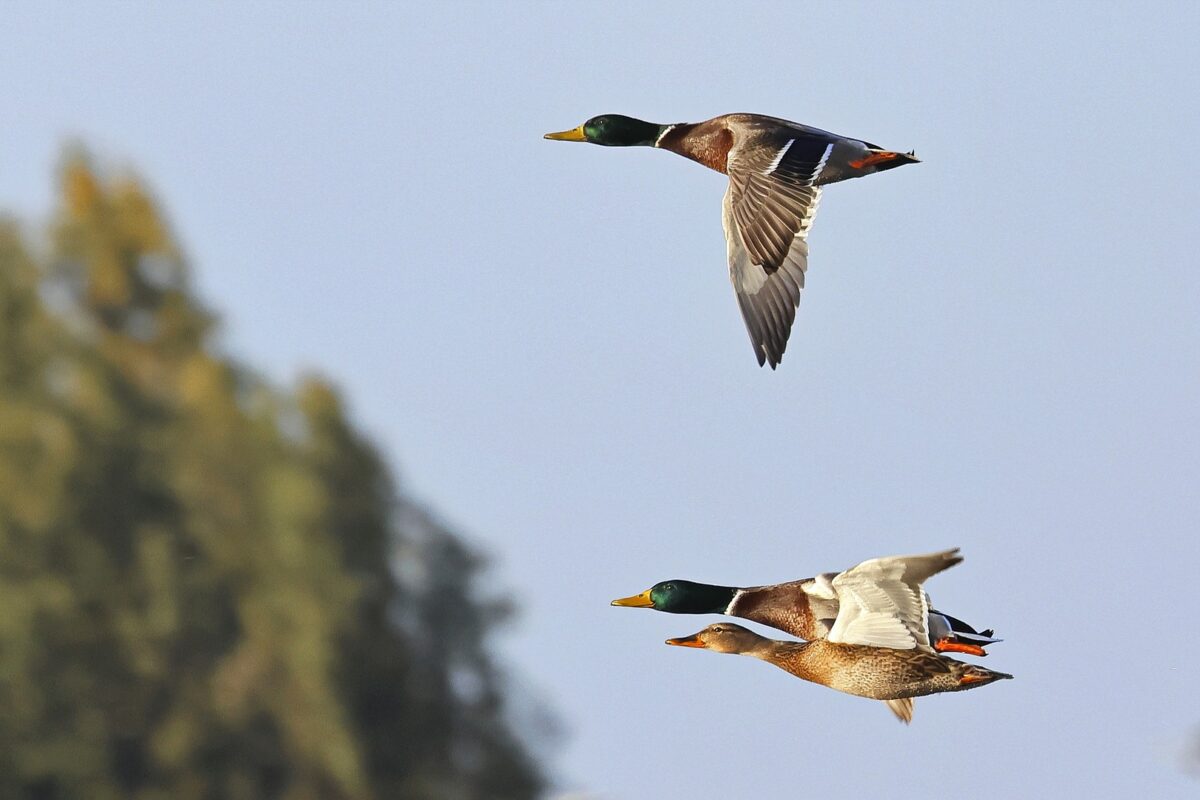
545,113 -> 919,368
612,548 -> 1000,656
660,551 -> 1012,723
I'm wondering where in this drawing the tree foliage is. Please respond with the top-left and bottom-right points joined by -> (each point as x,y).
0,154 -> 547,800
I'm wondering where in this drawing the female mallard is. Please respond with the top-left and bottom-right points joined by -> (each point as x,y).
612,548 -> 1000,657
666,623 -> 1012,724
545,113 -> 919,368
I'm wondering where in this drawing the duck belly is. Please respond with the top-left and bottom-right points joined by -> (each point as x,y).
811,644 -> 961,700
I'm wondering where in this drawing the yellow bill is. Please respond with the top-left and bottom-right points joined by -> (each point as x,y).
611,589 -> 654,608
544,124 -> 587,142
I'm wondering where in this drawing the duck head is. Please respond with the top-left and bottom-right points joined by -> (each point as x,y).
665,623 -> 770,655
545,114 -> 666,147
611,580 -> 737,614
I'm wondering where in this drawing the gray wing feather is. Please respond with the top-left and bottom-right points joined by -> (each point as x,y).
723,134 -> 826,368
723,186 -> 815,368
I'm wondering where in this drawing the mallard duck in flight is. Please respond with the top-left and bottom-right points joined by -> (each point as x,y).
612,548 -> 1000,657
666,622 -> 1011,724
659,550 -> 1012,723
545,113 -> 919,368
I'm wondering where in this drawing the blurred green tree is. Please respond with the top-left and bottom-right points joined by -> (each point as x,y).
0,154 -> 548,800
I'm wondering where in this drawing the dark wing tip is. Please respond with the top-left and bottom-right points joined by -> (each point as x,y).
763,343 -> 783,369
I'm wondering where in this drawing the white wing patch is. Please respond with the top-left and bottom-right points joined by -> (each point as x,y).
811,142 -> 834,182
825,553 -> 956,651
794,188 -> 823,241
764,138 -> 795,175
830,610 -> 919,650
805,573 -> 838,600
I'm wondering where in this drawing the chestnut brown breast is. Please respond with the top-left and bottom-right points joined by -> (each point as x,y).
658,121 -> 734,174
729,583 -> 819,640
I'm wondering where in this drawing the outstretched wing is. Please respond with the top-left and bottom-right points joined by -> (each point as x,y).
724,134 -> 832,368
826,549 -> 963,651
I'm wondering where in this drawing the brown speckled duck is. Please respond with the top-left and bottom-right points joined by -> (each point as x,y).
545,113 -> 919,368
612,548 -> 1000,657
659,550 -> 1012,723
666,623 -> 1011,724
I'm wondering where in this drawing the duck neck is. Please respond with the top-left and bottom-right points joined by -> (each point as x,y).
604,117 -> 671,148
762,640 -> 826,685
742,638 -> 790,662
649,122 -> 680,148
678,583 -> 740,615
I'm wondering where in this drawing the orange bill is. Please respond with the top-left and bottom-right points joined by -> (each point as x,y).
664,634 -> 706,648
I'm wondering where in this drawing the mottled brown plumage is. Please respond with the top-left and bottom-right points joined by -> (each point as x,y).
667,623 -> 1012,723
775,638 -> 1005,701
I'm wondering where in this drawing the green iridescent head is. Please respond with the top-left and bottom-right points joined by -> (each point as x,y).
545,114 -> 665,147
611,579 -> 736,614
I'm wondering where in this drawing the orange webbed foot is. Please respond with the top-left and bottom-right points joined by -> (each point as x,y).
934,638 -> 988,657
958,671 -> 993,685
848,151 -> 902,169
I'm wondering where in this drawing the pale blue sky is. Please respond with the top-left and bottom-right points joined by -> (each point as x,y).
4,3 -> 1200,797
